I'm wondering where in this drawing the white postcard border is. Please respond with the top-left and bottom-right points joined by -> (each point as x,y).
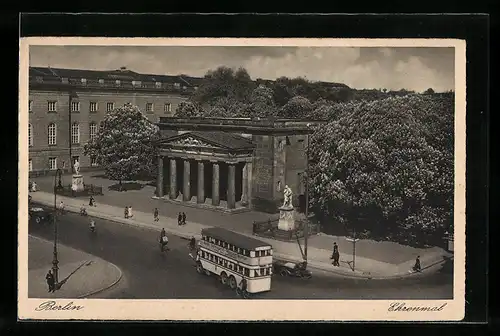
18,37 -> 466,321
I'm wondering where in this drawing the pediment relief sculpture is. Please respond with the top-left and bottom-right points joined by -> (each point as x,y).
171,137 -> 216,148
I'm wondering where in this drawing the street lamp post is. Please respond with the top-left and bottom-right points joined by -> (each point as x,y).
346,228 -> 359,272
52,168 -> 63,286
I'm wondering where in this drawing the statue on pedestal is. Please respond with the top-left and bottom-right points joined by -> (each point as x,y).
278,185 -> 295,231
73,160 -> 80,175
282,185 -> 293,208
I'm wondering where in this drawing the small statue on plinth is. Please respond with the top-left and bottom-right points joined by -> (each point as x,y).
278,185 -> 296,231
71,160 -> 84,193
73,160 -> 80,176
282,185 -> 293,208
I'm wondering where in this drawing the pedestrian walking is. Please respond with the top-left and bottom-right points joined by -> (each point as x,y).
45,270 -> 55,293
159,228 -> 168,252
178,212 -> 182,226
330,242 -> 340,267
412,256 -> 421,272
128,206 -> 133,219
58,201 -> 65,215
182,212 -> 186,225
154,208 -> 159,222
124,206 -> 129,219
89,195 -> 95,207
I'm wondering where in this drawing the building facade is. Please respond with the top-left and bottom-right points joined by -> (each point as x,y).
155,118 -> 325,214
28,66 -> 201,176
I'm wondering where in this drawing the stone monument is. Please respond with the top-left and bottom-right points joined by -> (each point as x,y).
278,185 -> 296,231
71,160 -> 84,192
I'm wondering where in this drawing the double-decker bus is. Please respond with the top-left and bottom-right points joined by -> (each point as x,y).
195,227 -> 273,294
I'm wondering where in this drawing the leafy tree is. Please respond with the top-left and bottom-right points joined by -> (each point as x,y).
308,95 -> 454,246
423,88 -> 435,94
248,84 -> 278,117
278,95 -> 313,119
175,101 -> 202,118
84,104 -> 160,189
272,76 -> 295,106
192,66 -> 254,105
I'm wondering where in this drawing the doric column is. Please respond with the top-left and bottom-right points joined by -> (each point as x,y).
183,159 -> 191,201
246,161 -> 253,207
169,158 -> 177,199
227,163 -> 236,209
212,161 -> 220,206
157,156 -> 164,197
197,161 -> 205,204
240,163 -> 248,205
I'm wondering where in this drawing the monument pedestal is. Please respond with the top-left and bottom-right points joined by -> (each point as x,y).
71,174 -> 84,192
278,205 -> 296,231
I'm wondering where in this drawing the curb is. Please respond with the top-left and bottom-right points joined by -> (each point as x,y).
77,262 -> 123,299
28,234 -> 124,299
31,199 -> 448,281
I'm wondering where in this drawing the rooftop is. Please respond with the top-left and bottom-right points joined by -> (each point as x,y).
29,66 -> 203,88
201,227 -> 271,250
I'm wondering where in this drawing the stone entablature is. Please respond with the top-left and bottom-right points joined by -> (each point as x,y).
157,117 -> 326,135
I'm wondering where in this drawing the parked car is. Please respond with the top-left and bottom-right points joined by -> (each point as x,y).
29,207 -> 52,225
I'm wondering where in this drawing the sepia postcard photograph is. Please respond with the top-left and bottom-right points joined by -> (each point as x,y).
18,37 -> 466,321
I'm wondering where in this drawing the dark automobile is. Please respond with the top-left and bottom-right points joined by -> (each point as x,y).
29,207 -> 52,224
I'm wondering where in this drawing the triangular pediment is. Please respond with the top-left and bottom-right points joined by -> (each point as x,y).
158,131 -> 255,151
159,132 -> 226,150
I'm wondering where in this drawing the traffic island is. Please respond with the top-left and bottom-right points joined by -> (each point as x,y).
28,235 -> 123,299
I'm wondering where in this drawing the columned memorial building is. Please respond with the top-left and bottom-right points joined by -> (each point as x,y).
155,118 -> 325,214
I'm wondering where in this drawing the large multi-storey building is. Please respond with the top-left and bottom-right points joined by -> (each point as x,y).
28,66 -> 202,176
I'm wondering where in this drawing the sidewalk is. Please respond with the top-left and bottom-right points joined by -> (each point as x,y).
29,190 -> 452,279
28,235 -> 123,298
31,172 -> 446,264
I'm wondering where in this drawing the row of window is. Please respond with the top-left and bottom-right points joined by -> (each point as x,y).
33,76 -> 194,91
201,250 -> 272,278
29,156 -> 98,172
29,100 -> 173,113
28,122 -> 101,147
201,234 -> 272,258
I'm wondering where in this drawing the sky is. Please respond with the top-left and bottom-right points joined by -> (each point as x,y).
29,46 -> 455,92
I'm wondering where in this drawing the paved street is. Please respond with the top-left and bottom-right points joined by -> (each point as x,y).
28,207 -> 453,300
32,172 -> 446,266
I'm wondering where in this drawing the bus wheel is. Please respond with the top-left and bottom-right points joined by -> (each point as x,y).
220,272 -> 228,285
228,275 -> 237,289
196,262 -> 204,274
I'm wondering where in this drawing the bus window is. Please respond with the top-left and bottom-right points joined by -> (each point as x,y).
250,251 -> 255,258
255,268 -> 261,277
249,269 -> 255,278
237,248 -> 241,254
244,268 -> 250,277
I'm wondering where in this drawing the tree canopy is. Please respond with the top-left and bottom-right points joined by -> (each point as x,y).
308,94 -> 454,246
84,104 -> 160,184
